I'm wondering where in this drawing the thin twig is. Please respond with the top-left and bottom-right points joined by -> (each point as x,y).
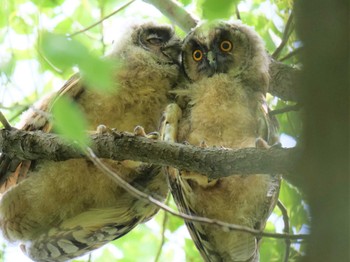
98,0 -> 106,54
0,111 -> 12,130
84,147 -> 308,240
235,5 -> 241,20
278,200 -> 291,262
154,197 -> 170,262
269,104 -> 302,116
142,0 -> 198,32
279,48 -> 301,62
87,253 -> 92,262
272,11 -> 294,59
68,0 -> 136,38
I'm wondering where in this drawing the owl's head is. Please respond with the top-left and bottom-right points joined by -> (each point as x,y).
182,20 -> 269,91
130,22 -> 181,65
108,22 -> 181,66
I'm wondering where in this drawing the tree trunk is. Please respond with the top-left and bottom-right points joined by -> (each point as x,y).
295,0 -> 349,261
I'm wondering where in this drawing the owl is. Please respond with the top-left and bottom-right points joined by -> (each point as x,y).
0,21 -> 181,261
165,20 -> 280,262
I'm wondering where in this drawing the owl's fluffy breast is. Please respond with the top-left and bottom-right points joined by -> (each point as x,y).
178,74 -> 257,148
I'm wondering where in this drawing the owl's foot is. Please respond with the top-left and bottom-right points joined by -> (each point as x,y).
255,137 -> 282,149
255,137 -> 270,149
134,126 -> 159,140
199,140 -> 208,148
181,170 -> 218,187
96,124 -> 114,134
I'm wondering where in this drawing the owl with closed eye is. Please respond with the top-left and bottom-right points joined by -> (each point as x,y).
164,20 -> 280,262
0,21 -> 181,261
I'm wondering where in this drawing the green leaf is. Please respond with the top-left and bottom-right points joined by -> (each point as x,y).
10,16 -> 32,34
41,32 -> 117,91
260,237 -> 284,261
279,180 -> 310,232
41,32 -> 89,68
200,0 -> 239,20
80,57 -> 119,92
0,8 -> 7,28
111,224 -> 160,262
51,96 -> 89,147
54,18 -> 74,34
30,0 -> 65,8
179,0 -> 192,6
185,238 -> 202,261
0,57 -> 16,76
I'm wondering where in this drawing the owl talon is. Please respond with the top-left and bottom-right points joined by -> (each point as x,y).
146,132 -> 160,140
255,137 -> 281,149
96,125 -> 113,134
255,137 -> 270,149
134,126 -> 159,140
199,140 -> 208,148
271,142 -> 282,148
20,244 -> 26,254
134,125 -> 147,137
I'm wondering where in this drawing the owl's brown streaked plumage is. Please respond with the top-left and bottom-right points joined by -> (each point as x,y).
0,21 -> 181,261
166,20 -> 280,262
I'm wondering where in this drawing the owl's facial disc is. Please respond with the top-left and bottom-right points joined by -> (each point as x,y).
139,26 -> 181,64
190,40 -> 234,79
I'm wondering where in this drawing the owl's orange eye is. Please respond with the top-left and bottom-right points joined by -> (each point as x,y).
192,49 -> 203,61
220,40 -> 232,52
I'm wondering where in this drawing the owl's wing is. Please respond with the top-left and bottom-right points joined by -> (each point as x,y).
256,92 -> 281,230
24,163 -> 165,262
167,168 -> 223,262
0,73 -> 84,191
24,207 -> 142,262
257,93 -> 279,146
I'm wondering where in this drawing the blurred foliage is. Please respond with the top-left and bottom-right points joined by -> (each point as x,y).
0,0 -> 307,261
197,0 -> 238,20
51,95 -> 89,146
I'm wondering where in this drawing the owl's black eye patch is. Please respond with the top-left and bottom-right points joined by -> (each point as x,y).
145,29 -> 172,45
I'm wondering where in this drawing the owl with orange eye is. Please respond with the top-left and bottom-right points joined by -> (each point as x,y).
163,20 -> 280,262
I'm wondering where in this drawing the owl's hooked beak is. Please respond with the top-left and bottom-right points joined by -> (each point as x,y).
207,51 -> 217,74
161,39 -> 181,65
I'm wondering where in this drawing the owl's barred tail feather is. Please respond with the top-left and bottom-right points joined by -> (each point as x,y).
21,209 -> 140,262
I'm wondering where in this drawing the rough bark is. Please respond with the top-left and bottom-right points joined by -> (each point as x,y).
268,59 -> 300,102
0,128 -> 300,178
143,0 -> 299,102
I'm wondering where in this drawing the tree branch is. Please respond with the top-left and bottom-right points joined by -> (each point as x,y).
278,200 -> 291,262
0,112 -> 12,130
272,11 -> 295,59
0,128 -> 300,178
142,0 -> 198,32
67,0 -> 136,38
268,59 -> 300,101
